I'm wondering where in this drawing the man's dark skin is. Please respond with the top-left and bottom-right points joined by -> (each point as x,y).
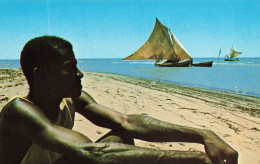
0,36 -> 238,164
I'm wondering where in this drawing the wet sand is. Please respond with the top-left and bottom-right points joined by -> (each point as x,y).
0,69 -> 259,164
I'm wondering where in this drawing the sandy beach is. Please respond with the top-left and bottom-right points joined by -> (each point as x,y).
0,68 -> 259,164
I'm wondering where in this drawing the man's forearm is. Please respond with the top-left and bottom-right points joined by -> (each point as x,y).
68,142 -> 211,164
31,122 -> 209,164
123,115 -> 238,163
124,114 -> 206,144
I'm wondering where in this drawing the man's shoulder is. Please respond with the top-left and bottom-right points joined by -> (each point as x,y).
1,97 -> 33,113
0,96 -> 52,136
0,97 -> 39,125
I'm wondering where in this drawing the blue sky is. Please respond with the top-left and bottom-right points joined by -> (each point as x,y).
0,0 -> 259,59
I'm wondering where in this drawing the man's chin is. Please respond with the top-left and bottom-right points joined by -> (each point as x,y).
73,89 -> 82,98
60,85 -> 82,98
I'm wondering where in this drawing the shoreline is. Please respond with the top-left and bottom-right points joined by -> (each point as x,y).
85,72 -> 260,117
1,68 -> 258,115
0,69 -> 260,164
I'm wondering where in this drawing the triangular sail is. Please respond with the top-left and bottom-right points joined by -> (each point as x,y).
169,30 -> 192,60
123,18 -> 178,60
230,46 -> 242,59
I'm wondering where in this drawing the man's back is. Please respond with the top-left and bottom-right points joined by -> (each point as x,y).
0,99 -> 33,163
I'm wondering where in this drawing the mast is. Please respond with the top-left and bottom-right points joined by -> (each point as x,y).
217,49 -> 221,64
156,19 -> 177,61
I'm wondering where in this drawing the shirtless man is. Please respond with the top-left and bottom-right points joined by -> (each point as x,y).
0,36 -> 238,164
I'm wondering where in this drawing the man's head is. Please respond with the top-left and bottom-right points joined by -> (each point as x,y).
21,36 -> 83,98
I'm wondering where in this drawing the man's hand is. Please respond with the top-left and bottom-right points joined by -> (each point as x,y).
203,130 -> 238,164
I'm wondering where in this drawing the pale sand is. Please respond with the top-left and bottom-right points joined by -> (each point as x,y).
0,69 -> 259,164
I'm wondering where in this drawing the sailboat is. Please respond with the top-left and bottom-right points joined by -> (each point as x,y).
224,46 -> 242,61
123,18 -> 213,67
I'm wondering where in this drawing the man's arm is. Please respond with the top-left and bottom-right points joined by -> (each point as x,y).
74,90 -> 238,164
55,143 -> 212,164
1,98 -> 212,164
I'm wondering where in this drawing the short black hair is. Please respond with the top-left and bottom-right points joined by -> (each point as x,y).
20,36 -> 72,88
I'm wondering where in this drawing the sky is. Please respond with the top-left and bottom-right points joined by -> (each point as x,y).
0,0 -> 259,59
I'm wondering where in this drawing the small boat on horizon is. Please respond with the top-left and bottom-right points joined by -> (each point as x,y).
224,46 -> 242,61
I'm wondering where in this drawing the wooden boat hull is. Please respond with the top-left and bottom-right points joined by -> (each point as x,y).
224,58 -> 240,61
155,59 -> 190,67
192,61 -> 213,67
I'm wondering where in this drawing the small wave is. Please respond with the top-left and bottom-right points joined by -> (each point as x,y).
111,62 -> 124,64
119,61 -> 154,65
234,86 -> 250,95
214,63 -> 230,65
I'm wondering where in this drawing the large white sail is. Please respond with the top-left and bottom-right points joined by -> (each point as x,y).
230,46 -> 242,59
169,30 -> 192,60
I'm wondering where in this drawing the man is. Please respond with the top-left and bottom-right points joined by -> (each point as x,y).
0,36 -> 238,164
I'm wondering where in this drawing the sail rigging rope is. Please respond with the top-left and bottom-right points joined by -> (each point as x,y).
46,0 -> 51,34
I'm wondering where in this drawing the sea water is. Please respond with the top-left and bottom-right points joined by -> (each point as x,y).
1,58 -> 260,97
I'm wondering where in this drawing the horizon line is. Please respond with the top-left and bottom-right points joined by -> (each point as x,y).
1,57 -> 260,60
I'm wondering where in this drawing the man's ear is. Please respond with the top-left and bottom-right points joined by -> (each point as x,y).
33,67 -> 39,75
33,67 -> 40,83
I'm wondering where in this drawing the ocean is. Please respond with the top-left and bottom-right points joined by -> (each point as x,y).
1,58 -> 260,97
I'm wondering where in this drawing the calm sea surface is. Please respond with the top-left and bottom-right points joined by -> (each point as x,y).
1,58 -> 260,97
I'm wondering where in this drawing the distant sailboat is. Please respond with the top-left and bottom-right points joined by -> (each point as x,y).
224,46 -> 242,61
123,18 -> 212,67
